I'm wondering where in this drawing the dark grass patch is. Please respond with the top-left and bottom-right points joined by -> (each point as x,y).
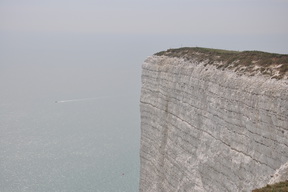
252,180 -> 288,192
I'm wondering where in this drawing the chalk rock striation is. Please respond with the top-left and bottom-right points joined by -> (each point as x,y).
139,48 -> 288,192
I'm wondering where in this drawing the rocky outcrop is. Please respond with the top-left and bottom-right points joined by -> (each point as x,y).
139,48 -> 288,192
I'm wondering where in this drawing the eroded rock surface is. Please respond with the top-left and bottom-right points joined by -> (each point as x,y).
140,49 -> 288,192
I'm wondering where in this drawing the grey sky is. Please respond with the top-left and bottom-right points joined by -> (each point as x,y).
1,0 -> 288,35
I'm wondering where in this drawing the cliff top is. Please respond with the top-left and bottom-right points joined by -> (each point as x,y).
155,47 -> 288,80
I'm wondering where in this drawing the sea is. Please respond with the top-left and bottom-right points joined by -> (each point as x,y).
0,33 -> 143,192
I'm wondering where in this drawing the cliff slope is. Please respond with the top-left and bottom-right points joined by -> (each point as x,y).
139,48 -> 288,192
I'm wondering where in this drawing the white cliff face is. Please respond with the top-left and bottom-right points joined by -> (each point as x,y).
140,55 -> 288,192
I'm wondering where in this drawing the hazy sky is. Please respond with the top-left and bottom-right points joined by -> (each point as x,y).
1,0 -> 288,36
0,0 -> 288,57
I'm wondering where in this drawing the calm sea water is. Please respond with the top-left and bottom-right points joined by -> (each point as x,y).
1,98 -> 140,192
0,38 -> 142,191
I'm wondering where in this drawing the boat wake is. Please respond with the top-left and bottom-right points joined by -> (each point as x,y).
55,95 -> 132,103
55,97 -> 108,103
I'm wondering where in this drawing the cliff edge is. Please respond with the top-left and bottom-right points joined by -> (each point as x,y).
139,47 -> 288,191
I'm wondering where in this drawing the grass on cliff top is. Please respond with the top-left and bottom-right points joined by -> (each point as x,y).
155,47 -> 288,79
156,47 -> 240,55
252,180 -> 288,192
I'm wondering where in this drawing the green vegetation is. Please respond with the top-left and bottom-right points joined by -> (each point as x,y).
252,180 -> 288,192
155,47 -> 288,79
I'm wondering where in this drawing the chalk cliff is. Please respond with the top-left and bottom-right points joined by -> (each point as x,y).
139,48 -> 288,192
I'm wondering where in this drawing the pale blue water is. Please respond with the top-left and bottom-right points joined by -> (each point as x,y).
1,93 -> 141,191
0,34 -> 142,191
0,65 -> 141,192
